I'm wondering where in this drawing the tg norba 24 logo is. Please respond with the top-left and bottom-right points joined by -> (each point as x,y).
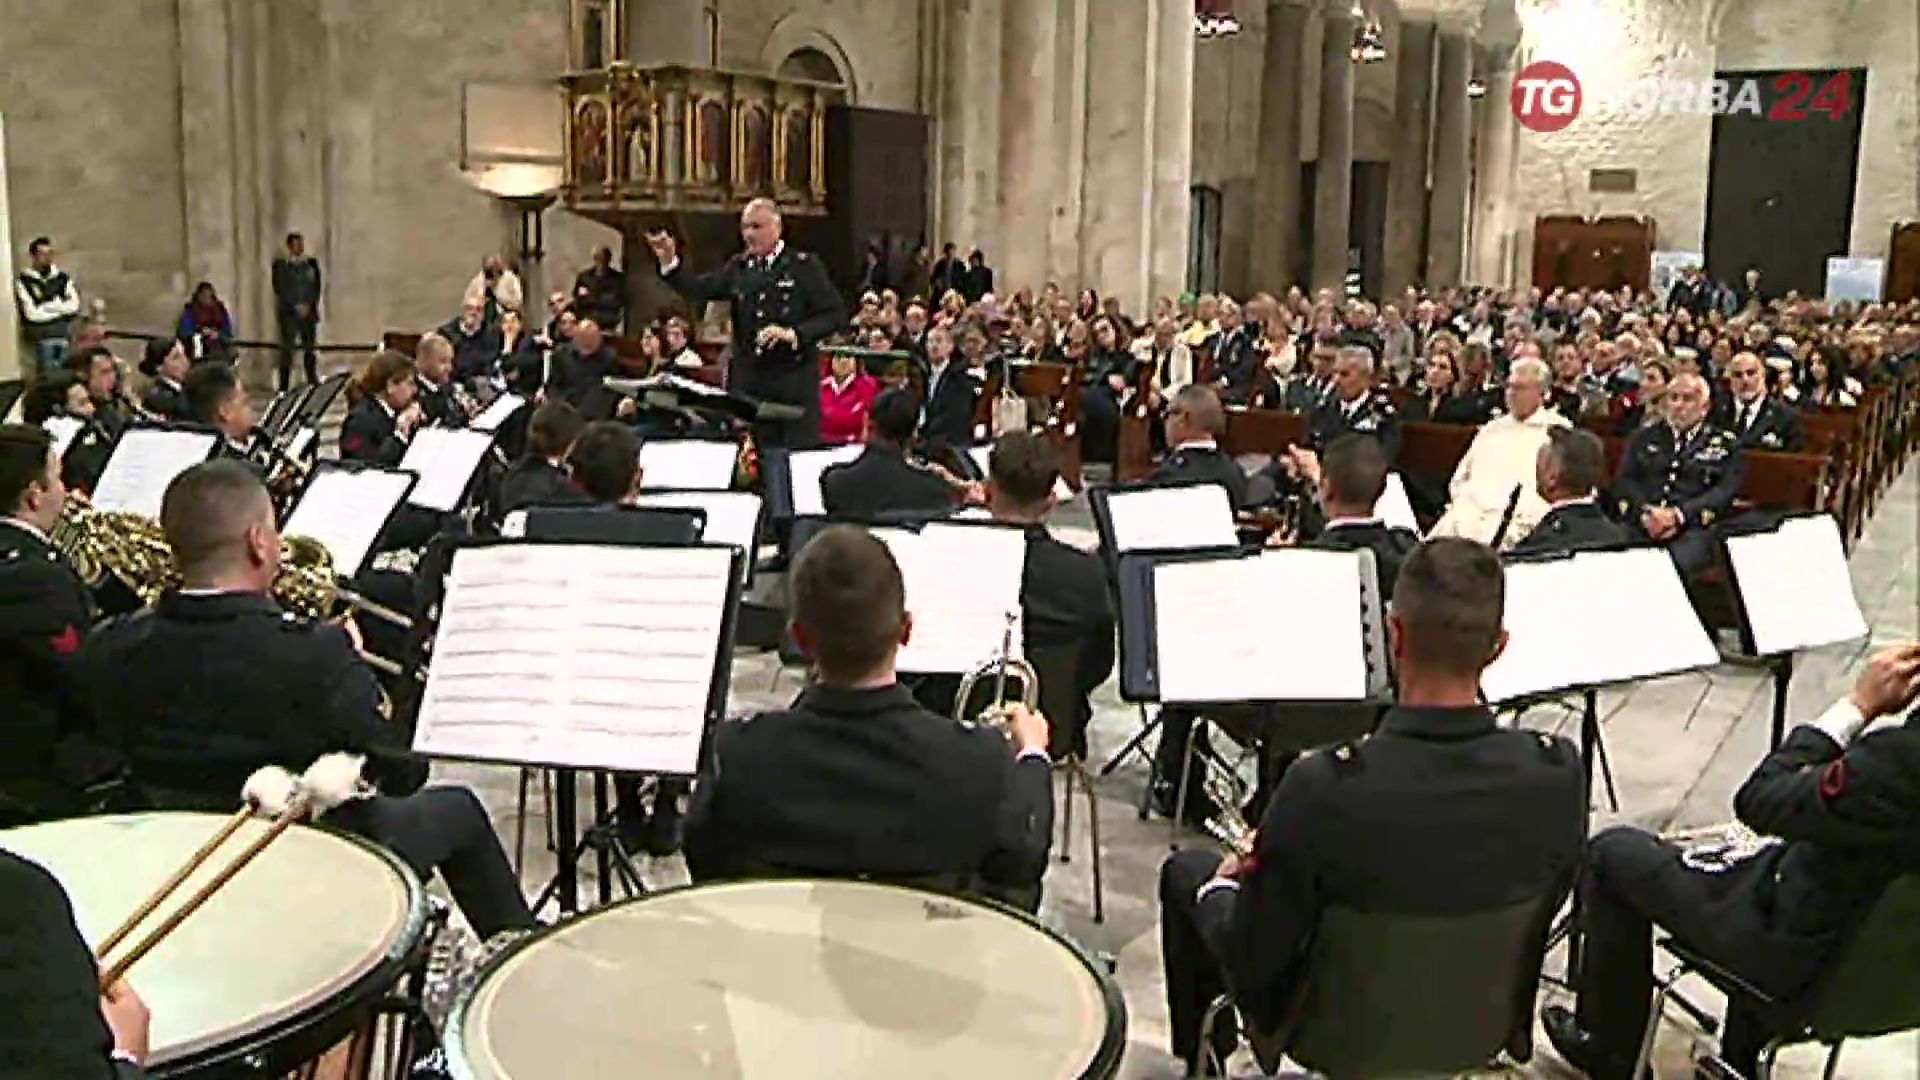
1511,61 -> 1858,133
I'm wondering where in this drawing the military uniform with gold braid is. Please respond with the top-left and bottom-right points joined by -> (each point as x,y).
1613,420 -> 1743,573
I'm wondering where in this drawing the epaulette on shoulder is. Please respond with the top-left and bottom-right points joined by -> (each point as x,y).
1309,736 -> 1367,776
277,609 -> 319,633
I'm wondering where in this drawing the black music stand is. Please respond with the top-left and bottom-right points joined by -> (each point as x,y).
0,379 -> 26,422
404,535 -> 743,916
281,462 -> 419,577
1717,512 -> 1869,750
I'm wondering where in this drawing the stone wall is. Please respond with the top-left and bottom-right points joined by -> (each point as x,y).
721,0 -> 930,112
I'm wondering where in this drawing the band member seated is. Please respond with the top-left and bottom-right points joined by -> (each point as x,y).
986,432 -> 1115,761
684,524 -> 1055,910
67,346 -> 130,441
1718,349 -> 1806,452
1,850 -> 152,1077
1150,384 -> 1248,509
75,462 -> 533,937
23,376 -> 111,494
1274,434 -> 1420,600
919,324 -> 979,451
181,363 -> 258,461
412,332 -> 465,429
1511,428 -> 1628,556
1613,372 -> 1742,574
1158,538 -> 1585,1073
339,350 -> 424,467
1429,357 -> 1570,547
496,400 -> 587,516
137,339 -> 191,422
0,425 -> 101,825
1545,644 -> 1920,1079
821,388 -> 964,519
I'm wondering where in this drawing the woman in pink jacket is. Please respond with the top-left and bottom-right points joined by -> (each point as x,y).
818,350 -> 880,445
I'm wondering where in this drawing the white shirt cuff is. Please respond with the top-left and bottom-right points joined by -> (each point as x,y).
1197,878 -> 1240,903
659,258 -> 680,276
1014,748 -> 1050,765
1804,698 -> 1868,746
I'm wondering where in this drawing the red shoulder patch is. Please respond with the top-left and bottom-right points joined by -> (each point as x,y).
49,626 -> 80,657
1818,758 -> 1850,801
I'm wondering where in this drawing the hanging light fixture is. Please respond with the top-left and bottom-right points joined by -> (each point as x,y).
1467,76 -> 1489,99
1194,0 -> 1242,39
1349,18 -> 1388,63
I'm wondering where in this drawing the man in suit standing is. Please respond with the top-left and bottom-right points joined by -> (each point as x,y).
271,232 -> 322,390
1512,428 -> 1630,556
821,389 -> 964,520
1158,538 -> 1586,1073
683,524 -> 1054,910
1546,644 -> 1920,1079
919,325 -> 979,451
648,199 -> 846,448
1719,350 -> 1806,452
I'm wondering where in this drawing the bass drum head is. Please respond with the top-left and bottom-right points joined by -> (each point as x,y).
1,812 -> 427,1075
450,878 -> 1126,1079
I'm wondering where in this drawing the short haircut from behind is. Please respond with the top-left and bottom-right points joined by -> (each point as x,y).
1545,427 -> 1606,497
183,362 -> 242,425
1170,384 -> 1225,437
161,460 -> 272,580
790,524 -> 906,682
989,431 -> 1059,507
566,421 -> 640,502
0,425 -> 54,515
870,387 -> 919,443
1321,433 -> 1389,507
1391,537 -> 1505,678
527,400 -> 586,459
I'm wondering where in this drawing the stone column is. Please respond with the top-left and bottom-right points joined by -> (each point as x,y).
1249,0 -> 1310,293
937,0 -> 1003,256
1148,0 -> 1195,304
1048,0 -> 1090,289
177,0 -> 241,313
1079,0 -> 1156,314
1471,48 -> 1520,287
1383,19 -> 1434,294
1426,25 -> 1473,287
1310,1 -> 1356,293
0,115 -> 17,379
997,0 -> 1058,294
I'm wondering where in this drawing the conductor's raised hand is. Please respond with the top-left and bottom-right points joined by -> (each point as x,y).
996,703 -> 1050,757
645,228 -> 678,266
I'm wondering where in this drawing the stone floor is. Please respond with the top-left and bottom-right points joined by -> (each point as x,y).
432,463 -> 1919,1078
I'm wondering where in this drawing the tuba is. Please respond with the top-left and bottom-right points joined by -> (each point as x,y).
953,613 -> 1039,734
50,495 -> 180,604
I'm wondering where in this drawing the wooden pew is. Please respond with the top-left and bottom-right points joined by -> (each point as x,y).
1396,421 -> 1478,484
380,331 -> 422,356
1220,408 -> 1307,458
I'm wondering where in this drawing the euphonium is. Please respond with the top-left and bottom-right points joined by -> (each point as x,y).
1201,765 -> 1256,854
50,494 -> 180,604
953,612 -> 1039,734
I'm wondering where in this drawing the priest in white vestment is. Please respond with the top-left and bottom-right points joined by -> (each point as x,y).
1430,358 -> 1571,548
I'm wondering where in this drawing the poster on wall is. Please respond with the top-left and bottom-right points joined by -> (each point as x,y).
1650,251 -> 1702,300
1825,258 -> 1884,303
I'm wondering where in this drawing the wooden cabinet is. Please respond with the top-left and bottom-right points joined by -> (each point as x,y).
1530,215 -> 1658,293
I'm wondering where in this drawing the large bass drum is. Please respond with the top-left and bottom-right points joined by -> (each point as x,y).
447,878 -> 1127,1079
0,812 -> 429,1077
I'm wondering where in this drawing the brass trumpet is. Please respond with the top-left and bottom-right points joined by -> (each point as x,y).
953,612 -> 1039,733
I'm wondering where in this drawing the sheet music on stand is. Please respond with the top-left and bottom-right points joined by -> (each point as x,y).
470,393 -> 527,433
1143,548 -> 1385,703
1723,513 -> 1867,656
282,466 -> 418,577
90,429 -> 219,518
966,445 -> 1074,502
41,415 -> 84,456
869,521 -> 1028,674
639,439 -> 738,491
785,444 -> 864,517
1093,483 -> 1239,555
1482,545 -> 1719,704
398,428 -> 496,512
634,490 -> 763,556
413,543 -> 739,775
1379,473 -> 1420,534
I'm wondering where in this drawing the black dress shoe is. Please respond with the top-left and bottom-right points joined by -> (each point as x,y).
1543,1004 -> 1632,1079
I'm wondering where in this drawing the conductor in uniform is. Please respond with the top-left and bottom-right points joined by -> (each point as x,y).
683,524 -> 1055,910
1545,644 -> 1920,1079
647,198 -> 846,449
0,424 -> 99,824
1613,371 -> 1743,574
1157,538 -> 1585,1073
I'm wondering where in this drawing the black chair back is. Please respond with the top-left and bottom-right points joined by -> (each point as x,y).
521,505 -> 704,545
1804,874 -> 1920,1041
1267,891 -> 1558,1077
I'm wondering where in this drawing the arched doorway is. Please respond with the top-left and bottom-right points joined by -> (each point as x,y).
777,46 -> 845,88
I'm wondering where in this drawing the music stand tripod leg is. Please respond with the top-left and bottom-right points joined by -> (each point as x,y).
1100,704 -> 1160,779
530,767 -> 581,917
1589,689 -> 1621,813
1770,653 -> 1793,752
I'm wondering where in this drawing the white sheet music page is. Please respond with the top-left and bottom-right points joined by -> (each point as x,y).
788,444 -> 865,517
873,523 -> 1027,673
969,444 -> 1075,502
1725,515 -> 1866,654
414,544 -> 732,774
1481,546 -> 1718,703
1379,473 -> 1421,534
1153,550 -> 1369,702
398,428 -> 495,512
635,491 -> 762,552
91,430 -> 218,517
282,469 -> 415,576
639,440 -> 738,491
41,415 -> 83,456
1105,484 -> 1238,553
470,393 -> 526,433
